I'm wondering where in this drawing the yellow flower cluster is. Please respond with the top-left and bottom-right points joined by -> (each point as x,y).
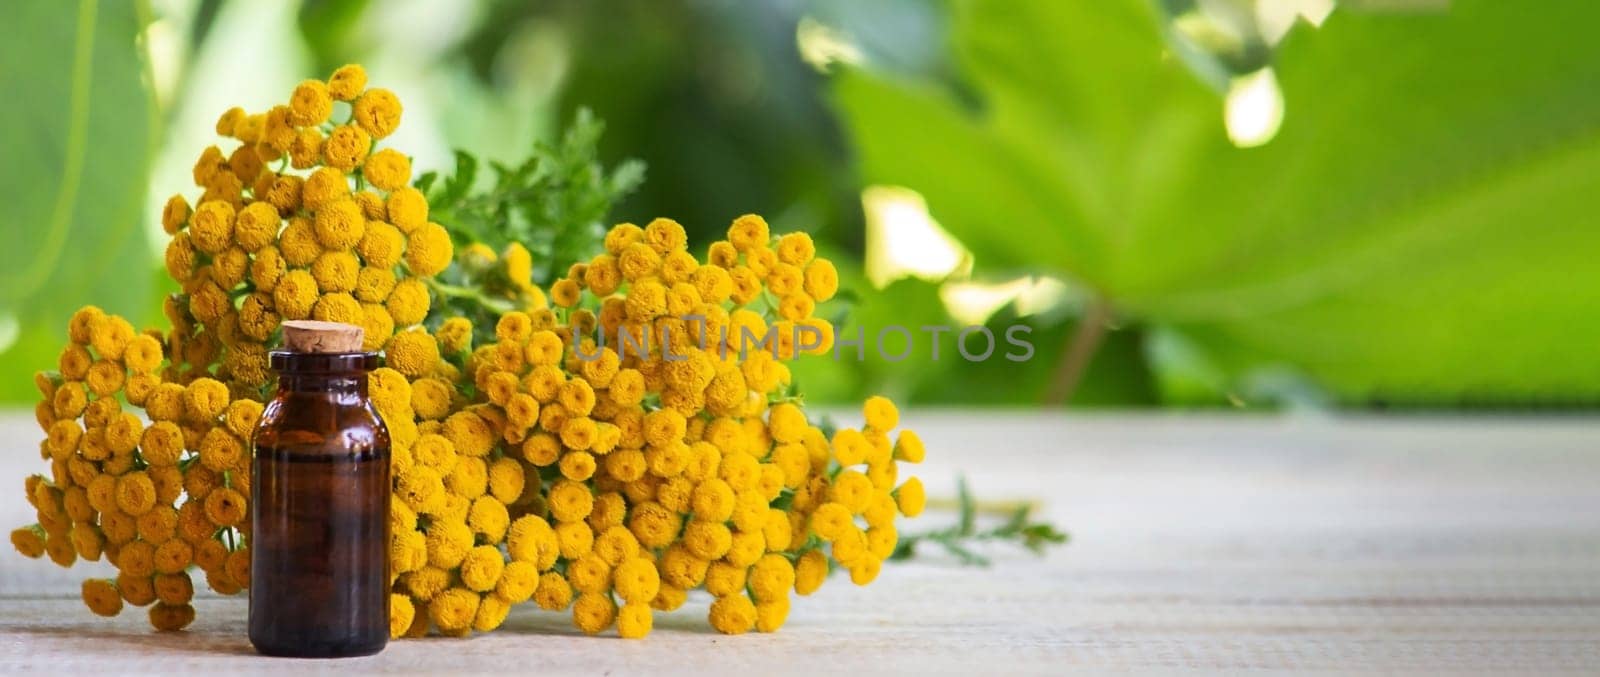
166,62 -> 441,391
374,216 -> 919,638
12,64 -> 448,631
12,66 -> 925,639
16,306 -> 255,630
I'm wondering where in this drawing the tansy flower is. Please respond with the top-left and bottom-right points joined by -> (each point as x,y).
429,587 -> 479,632
604,448 -> 647,483
351,190 -> 386,220
444,457 -> 488,498
494,560 -> 540,604
404,223 -> 453,276
113,571 -> 156,606
862,395 -> 900,432
203,487 -> 247,526
314,199 -> 366,251
442,410 -> 493,457
548,480 -> 595,523
155,572 -> 194,605
746,247 -> 778,278
559,449 -> 597,480
289,79 -> 332,126
682,520 -> 732,560
602,222 -> 642,254
828,471 -> 874,515
708,594 -> 756,635
402,566 -> 451,601
301,167 -> 349,212
895,477 -> 925,517
657,545 -> 708,589
467,495 -> 510,542
153,539 -> 193,574
567,553 -> 610,594
117,541 -> 156,578
550,279 -> 581,308
192,145 -> 224,186
328,64 -> 367,100
323,124 -> 372,172
808,502 -> 853,542
727,214 -> 770,252
803,258 -> 839,301
652,586 -> 688,613
132,507 -> 176,546
555,521 -> 594,560
385,278 -> 430,326
311,250 -> 361,293
389,594 -> 416,639
401,380 -> 453,426
473,595 -> 511,633
792,549 -> 829,596
617,602 -> 652,639
260,105 -> 296,154
571,592 -> 616,635
354,266 -> 398,304
290,128 -> 324,169
11,526 -> 46,559
386,187 -> 428,233
353,88 -> 402,138
425,518 -> 474,569
163,234 -> 197,281
81,579 -> 123,617
534,572 -> 573,611
364,148 -> 411,192
644,217 -> 687,254
612,557 -> 660,605
459,545 -> 505,592
385,330 -> 439,379
776,232 -> 815,265
161,195 -> 191,235
264,174 -> 305,213
114,472 -> 157,516
215,106 -> 245,136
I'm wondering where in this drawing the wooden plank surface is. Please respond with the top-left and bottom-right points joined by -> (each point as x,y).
2,411 -> 1598,673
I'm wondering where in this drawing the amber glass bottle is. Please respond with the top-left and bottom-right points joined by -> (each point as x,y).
250,321 -> 390,658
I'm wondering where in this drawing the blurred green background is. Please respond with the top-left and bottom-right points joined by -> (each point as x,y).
4,0 -> 1598,409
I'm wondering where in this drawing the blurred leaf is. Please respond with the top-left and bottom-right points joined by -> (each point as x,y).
834,0 -> 1600,404
297,0 -> 371,75
0,1 -> 156,401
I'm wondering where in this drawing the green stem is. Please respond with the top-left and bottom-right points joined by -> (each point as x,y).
425,276 -> 517,315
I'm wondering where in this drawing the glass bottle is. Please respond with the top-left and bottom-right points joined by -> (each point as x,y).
250,321 -> 390,658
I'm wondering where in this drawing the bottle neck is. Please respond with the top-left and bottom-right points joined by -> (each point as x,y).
277,373 -> 368,398
268,351 -> 379,400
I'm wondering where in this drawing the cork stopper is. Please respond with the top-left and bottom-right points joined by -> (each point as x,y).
280,320 -> 364,354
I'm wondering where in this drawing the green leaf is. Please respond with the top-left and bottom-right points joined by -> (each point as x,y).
833,0 -> 1600,403
0,0 -> 157,401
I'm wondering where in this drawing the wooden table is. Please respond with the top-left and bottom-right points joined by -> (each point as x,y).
2,411 -> 1597,673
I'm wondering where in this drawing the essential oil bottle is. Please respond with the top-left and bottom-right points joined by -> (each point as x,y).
250,320 -> 390,658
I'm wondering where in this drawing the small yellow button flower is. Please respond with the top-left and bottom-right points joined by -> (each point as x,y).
708,593 -> 756,635
364,148 -> 412,192
895,477 -> 925,517
385,277 -> 430,326
288,79 -> 332,126
323,124 -> 372,172
81,579 -> 123,617
328,64 -> 367,100
617,602 -> 653,639
428,587 -> 480,632
404,223 -> 453,277
352,88 -> 403,138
